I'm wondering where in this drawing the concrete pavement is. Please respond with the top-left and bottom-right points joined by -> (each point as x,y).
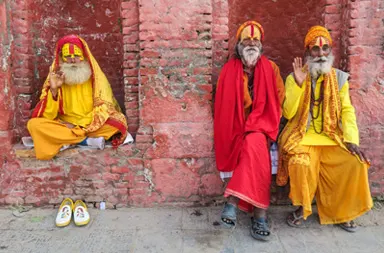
0,203 -> 383,253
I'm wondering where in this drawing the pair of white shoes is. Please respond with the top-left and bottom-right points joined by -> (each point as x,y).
55,198 -> 90,227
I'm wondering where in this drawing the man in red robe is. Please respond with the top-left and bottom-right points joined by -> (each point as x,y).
214,21 -> 285,241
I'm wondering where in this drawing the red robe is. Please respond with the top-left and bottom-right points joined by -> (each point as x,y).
214,56 -> 281,211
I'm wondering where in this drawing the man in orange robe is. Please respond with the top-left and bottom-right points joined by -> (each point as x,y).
28,35 -> 127,160
214,21 -> 285,241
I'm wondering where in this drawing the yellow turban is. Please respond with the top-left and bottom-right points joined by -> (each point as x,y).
304,25 -> 332,49
236,21 -> 265,42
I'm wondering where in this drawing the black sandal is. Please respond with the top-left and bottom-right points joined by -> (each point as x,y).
221,203 -> 237,228
338,220 -> 358,233
286,211 -> 305,228
250,217 -> 271,241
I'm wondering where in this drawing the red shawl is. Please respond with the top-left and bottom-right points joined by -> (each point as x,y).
214,56 -> 281,172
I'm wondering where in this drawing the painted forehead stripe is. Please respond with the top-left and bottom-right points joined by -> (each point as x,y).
69,44 -> 75,54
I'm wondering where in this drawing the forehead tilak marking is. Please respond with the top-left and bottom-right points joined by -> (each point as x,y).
251,25 -> 254,38
69,44 -> 75,54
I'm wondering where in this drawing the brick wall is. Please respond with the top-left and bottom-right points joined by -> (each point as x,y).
320,0 -> 384,197
122,0 -> 140,134
342,0 -> 384,196
0,0 -> 16,181
1,0 -> 383,206
137,0 -> 222,204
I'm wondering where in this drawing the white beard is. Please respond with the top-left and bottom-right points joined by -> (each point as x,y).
306,53 -> 334,79
240,46 -> 261,68
60,60 -> 92,85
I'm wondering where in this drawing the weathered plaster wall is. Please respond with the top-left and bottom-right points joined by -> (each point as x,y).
228,0 -> 324,78
342,0 -> 384,196
0,0 -> 383,206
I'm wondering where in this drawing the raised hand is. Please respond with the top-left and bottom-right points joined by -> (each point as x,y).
49,71 -> 65,97
292,57 -> 306,87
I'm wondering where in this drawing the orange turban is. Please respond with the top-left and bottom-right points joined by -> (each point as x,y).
304,25 -> 332,49
236,21 -> 265,42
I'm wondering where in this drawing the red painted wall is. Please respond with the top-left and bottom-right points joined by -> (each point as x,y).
31,0 -> 124,102
228,0 -> 324,78
343,0 -> 384,196
1,0 -> 383,206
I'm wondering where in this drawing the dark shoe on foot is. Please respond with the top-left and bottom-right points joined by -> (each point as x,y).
286,211 -> 305,228
250,217 -> 271,241
338,220 -> 358,233
221,202 -> 237,228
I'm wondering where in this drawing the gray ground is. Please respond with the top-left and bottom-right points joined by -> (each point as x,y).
0,204 -> 383,253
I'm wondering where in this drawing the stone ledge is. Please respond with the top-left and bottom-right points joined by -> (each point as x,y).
13,143 -> 142,160
2,143 -> 223,208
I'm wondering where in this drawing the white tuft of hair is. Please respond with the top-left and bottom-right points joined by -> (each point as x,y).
306,53 -> 335,79
60,60 -> 92,85
238,43 -> 262,68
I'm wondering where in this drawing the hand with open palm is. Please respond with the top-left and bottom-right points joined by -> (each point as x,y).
292,57 -> 306,87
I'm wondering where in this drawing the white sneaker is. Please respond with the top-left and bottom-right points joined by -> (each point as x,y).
86,137 -> 105,150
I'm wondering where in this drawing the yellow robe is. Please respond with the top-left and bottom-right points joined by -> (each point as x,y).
28,35 -> 127,160
280,72 -> 372,224
42,79 -> 94,127
284,74 -> 359,145
28,80 -> 118,160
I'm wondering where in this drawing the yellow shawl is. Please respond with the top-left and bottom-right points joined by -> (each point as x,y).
32,35 -> 127,146
276,68 -> 346,186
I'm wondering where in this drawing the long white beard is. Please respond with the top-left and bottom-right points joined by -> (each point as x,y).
240,46 -> 261,67
307,53 -> 334,79
60,60 -> 92,85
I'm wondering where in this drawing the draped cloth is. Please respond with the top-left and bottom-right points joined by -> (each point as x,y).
214,56 -> 281,210
276,68 -> 347,186
32,35 -> 127,146
214,56 -> 281,172
276,68 -> 372,222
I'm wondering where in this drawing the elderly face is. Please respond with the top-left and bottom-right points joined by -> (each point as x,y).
309,44 -> 331,58
306,43 -> 334,79
64,55 -> 83,64
237,38 -> 262,68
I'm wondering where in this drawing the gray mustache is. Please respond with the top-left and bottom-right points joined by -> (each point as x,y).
313,56 -> 328,62
244,46 -> 259,51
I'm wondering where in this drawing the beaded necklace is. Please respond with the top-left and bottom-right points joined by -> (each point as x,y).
310,79 -> 325,134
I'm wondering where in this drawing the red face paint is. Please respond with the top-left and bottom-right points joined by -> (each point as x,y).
251,25 -> 254,38
69,44 -> 75,54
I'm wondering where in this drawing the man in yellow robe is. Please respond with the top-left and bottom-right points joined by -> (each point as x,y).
277,26 -> 372,232
28,35 -> 128,160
